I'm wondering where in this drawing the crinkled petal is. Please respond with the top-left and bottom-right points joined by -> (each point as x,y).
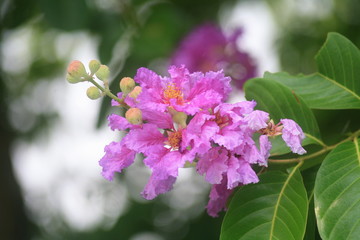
226,155 -> 241,189
206,176 -> 234,217
259,135 -> 271,166
99,139 -> 136,181
212,129 -> 243,150
141,151 -> 187,200
182,112 -> 218,155
108,114 -> 131,131
281,119 -> 306,155
124,124 -> 166,155
136,88 -> 168,112
197,147 -> 228,184
142,109 -> 173,129
237,158 -> 259,185
245,110 -> 269,131
141,174 -> 176,200
168,65 -> 190,91
134,67 -> 162,88
187,70 -> 231,103
144,151 -> 186,179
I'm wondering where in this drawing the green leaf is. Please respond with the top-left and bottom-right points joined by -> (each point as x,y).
314,137 -> 360,239
316,33 -> 360,98
302,166 -> 321,240
264,72 -> 360,109
244,78 -> 323,154
220,167 -> 308,240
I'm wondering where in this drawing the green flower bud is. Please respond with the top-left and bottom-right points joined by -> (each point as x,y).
67,60 -> 88,81
86,86 -> 102,100
120,77 -> 136,95
125,108 -> 142,125
89,60 -> 101,74
66,73 -> 81,84
128,86 -> 142,99
95,65 -> 110,81
169,107 -> 187,128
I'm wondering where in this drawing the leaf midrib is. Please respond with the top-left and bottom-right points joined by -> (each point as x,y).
318,73 -> 360,100
269,166 -> 300,240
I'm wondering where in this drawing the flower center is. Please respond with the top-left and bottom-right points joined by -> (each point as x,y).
168,130 -> 182,150
163,83 -> 184,105
214,111 -> 230,129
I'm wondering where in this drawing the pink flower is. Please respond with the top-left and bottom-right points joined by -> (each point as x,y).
124,124 -> 192,199
280,119 -> 307,155
171,23 -> 257,89
135,65 -> 231,115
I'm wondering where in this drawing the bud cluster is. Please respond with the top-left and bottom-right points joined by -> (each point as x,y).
66,60 -> 111,101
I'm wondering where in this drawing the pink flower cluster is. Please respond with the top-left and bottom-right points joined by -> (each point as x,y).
99,65 -> 306,217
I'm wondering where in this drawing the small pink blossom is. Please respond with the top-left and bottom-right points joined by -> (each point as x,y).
135,65 -> 231,115
280,119 -> 307,155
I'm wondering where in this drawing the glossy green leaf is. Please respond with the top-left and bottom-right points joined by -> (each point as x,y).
264,72 -> 360,109
316,33 -> 360,98
314,137 -> 360,240
244,78 -> 323,154
302,165 -> 321,240
220,168 -> 308,240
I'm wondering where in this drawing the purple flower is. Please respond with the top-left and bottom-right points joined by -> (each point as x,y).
123,124 -> 192,199
280,119 -> 307,155
135,65 -> 231,115
171,23 -> 257,89
98,64 -> 309,217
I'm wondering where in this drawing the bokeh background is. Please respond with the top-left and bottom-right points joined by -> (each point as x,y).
1,0 -> 360,239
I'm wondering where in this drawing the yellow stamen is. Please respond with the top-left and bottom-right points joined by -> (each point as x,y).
163,83 -> 184,105
168,130 -> 182,150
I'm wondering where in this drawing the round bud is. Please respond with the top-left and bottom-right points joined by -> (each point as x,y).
86,86 -> 102,100
67,60 -> 87,80
169,108 -> 187,128
119,77 -> 136,95
95,65 -> 110,81
66,73 -> 81,84
89,60 -> 101,74
128,86 -> 142,99
125,108 -> 142,125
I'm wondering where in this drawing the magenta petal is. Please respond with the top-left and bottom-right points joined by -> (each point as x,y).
142,109 -> 173,129
226,155 -> 241,189
141,151 -> 186,200
237,159 -> 259,185
212,129 -> 243,150
134,67 -> 161,88
99,140 -> 136,181
206,176 -> 234,217
280,119 -> 307,155
141,174 -> 176,200
197,147 -> 228,184
259,135 -> 271,166
245,110 -> 269,131
108,114 -> 131,131
183,112 -> 218,155
124,124 -> 166,155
